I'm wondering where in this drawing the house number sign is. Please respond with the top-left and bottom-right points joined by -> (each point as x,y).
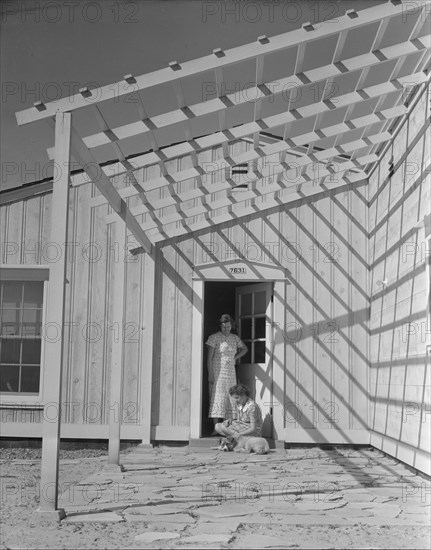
229,267 -> 247,274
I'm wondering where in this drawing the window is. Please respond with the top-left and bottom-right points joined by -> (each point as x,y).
0,281 -> 44,394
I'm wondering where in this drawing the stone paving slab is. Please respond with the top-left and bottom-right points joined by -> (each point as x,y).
57,443 -> 431,549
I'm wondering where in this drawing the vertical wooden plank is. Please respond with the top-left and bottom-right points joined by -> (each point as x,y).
190,279 -> 204,438
331,190 -> 353,431
37,111 -> 71,518
313,196 -> 335,432
108,219 -> 126,465
272,280 -> 286,440
350,187 -> 370,429
67,184 -> 91,423
173,240 -> 193,426
294,204 -> 315,429
121,232 -> 141,427
141,250 -> 155,444
283,206 -> 300,431
159,246 -> 176,425
86,205 -> 109,426
0,206 -> 8,263
22,197 -> 41,264
3,202 -> 22,264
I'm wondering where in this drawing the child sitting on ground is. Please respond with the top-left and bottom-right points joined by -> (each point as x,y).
214,383 -> 263,445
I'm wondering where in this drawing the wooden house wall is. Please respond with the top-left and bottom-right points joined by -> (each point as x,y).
1,139 -> 370,442
368,82 -> 431,474
154,181 -> 370,440
2,83 -> 428,463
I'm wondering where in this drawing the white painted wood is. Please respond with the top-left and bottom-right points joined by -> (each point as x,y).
38,111 -> 71,513
69,126 -> 153,254
46,61 -> 425,164
140,252 -> 156,444
235,283 -> 273,437
272,280 -> 286,440
15,0 -> 419,126
0,422 -> 155,440
0,266 -> 49,280
193,261 -> 288,281
190,279 -> 204,438
151,425 -> 190,441
108,219 -> 126,465
284,428 -> 370,445
87,102 -> 406,209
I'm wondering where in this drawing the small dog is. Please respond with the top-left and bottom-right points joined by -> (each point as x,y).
235,435 -> 270,455
218,436 -> 237,452
218,435 -> 269,454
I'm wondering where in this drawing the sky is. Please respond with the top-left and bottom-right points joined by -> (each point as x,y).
1,0 -> 387,190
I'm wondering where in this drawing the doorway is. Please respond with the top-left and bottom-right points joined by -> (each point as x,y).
202,281 -> 274,437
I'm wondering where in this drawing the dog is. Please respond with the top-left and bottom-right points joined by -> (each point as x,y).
218,435 -> 269,454
235,435 -> 270,455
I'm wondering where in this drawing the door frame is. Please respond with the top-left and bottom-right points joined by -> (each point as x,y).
190,260 -> 288,439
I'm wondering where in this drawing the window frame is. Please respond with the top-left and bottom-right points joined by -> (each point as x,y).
0,266 -> 49,405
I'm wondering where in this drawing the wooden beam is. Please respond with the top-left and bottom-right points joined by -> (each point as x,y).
73,82 -> 411,203
102,127 -> 389,219
45,39 -> 429,157
69,126 -> 153,255
15,0 -> 424,126
35,111 -> 71,521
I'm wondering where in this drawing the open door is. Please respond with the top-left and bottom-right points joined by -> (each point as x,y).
235,283 -> 273,438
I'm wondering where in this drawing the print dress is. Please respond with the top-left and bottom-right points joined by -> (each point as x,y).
206,332 -> 244,419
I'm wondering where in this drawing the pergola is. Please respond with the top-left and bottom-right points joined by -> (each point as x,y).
14,0 -> 430,518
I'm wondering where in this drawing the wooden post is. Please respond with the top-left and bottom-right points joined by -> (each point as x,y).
34,111 -> 71,521
140,251 -> 156,445
108,220 -> 126,466
190,279 -> 204,439
272,281 -> 286,443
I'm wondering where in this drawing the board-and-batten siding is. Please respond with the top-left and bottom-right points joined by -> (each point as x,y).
0,182 -> 147,429
152,181 -> 369,438
368,82 -> 430,474
1,141 -> 370,440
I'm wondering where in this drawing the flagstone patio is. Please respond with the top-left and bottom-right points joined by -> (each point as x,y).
57,445 -> 430,548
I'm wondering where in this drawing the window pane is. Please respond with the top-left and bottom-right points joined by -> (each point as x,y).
241,293 -> 252,315
20,366 -> 40,393
0,365 -> 20,392
22,310 -> 43,336
1,340 -> 21,364
2,282 -> 23,308
255,341 -> 266,363
1,310 -> 21,336
21,340 -> 41,364
254,291 -> 267,314
255,317 -> 266,339
241,318 -> 252,340
23,282 -> 44,308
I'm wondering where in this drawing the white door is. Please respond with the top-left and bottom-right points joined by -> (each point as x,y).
235,283 -> 273,438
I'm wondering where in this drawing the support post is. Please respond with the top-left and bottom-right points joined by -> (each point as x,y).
140,251 -> 156,446
34,111 -> 71,521
108,220 -> 126,467
190,279 -> 204,439
272,281 -> 286,442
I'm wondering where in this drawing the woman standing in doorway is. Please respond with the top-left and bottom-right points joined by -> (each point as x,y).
206,314 -> 248,435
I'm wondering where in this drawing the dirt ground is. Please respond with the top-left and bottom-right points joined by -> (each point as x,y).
1,446 -> 430,550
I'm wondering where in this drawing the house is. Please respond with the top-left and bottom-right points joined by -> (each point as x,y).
0,0 -> 430,509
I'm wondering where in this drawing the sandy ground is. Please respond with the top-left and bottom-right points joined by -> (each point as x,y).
1,446 -> 430,550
